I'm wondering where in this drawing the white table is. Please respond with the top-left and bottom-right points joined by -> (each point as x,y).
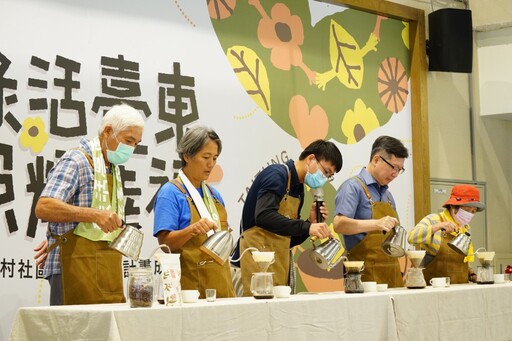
389,283 -> 512,341
9,283 -> 512,341
9,292 -> 397,341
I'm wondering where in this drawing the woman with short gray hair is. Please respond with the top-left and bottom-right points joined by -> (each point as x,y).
153,126 -> 235,298
176,127 -> 222,167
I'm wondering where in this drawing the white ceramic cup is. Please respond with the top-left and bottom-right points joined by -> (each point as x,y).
376,284 -> 388,292
181,290 -> 200,303
430,277 -> 449,288
362,281 -> 377,292
273,285 -> 291,298
205,288 -> 217,302
494,273 -> 505,284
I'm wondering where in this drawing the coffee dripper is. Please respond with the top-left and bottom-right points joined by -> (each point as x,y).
250,250 -> 276,272
343,261 -> 365,293
475,248 -> 495,284
230,247 -> 276,298
230,247 -> 275,272
249,250 -> 275,298
405,250 -> 427,289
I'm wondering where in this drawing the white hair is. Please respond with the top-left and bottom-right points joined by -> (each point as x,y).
98,104 -> 145,135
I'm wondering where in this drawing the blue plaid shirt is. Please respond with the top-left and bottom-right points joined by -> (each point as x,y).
42,138 -> 94,278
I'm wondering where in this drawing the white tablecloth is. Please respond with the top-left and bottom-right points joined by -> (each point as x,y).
390,283 -> 512,341
9,292 -> 397,341
9,283 -> 512,341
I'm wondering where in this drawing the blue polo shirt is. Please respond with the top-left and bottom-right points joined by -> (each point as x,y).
334,168 -> 396,250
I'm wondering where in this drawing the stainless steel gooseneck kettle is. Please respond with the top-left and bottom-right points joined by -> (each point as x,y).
447,231 -> 471,256
381,225 -> 408,257
310,237 -> 347,271
109,221 -> 144,261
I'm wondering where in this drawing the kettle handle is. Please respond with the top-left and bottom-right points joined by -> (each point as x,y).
383,225 -> 402,235
310,236 -> 317,248
310,235 -> 331,246
121,219 -> 142,230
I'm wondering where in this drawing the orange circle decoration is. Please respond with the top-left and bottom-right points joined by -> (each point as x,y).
377,57 -> 409,113
208,0 -> 237,20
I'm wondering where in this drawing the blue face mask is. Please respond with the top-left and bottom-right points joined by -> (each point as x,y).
304,163 -> 328,189
106,133 -> 134,165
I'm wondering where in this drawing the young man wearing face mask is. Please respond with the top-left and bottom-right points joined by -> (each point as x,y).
232,140 -> 343,297
34,103 -> 144,305
408,184 -> 485,284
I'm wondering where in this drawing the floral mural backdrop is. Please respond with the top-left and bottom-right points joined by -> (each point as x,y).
208,0 -> 410,145
208,0 -> 411,292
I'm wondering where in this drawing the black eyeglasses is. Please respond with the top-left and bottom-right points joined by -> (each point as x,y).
379,155 -> 405,175
315,159 -> 334,182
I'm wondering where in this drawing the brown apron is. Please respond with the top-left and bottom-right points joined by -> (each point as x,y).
46,151 -> 124,305
240,166 -> 300,296
170,180 -> 235,299
347,178 -> 404,288
48,229 -> 125,305
422,214 -> 468,284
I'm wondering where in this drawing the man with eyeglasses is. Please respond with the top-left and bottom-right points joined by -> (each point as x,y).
333,135 -> 409,288
232,140 -> 343,297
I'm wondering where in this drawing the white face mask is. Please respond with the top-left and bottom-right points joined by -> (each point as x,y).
454,208 -> 474,226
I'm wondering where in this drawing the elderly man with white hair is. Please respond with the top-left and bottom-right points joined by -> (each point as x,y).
35,103 -> 144,305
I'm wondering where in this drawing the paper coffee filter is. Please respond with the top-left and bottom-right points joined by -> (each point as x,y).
406,250 -> 426,259
476,251 -> 495,262
407,250 -> 425,268
343,261 -> 364,271
252,251 -> 275,263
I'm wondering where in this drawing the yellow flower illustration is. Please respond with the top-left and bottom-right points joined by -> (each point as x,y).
20,116 -> 49,153
341,98 -> 380,144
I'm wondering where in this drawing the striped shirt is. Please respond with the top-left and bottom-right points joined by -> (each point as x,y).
42,138 -> 94,278
408,209 -> 473,262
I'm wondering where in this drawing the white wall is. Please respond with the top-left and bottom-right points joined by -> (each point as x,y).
477,27 -> 512,119
389,0 -> 512,265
